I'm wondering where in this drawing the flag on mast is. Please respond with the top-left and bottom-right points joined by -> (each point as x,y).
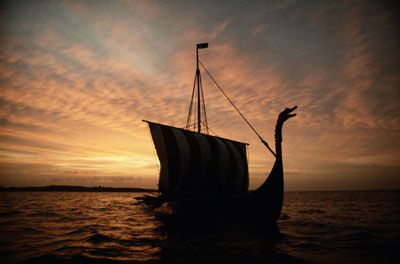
197,43 -> 208,49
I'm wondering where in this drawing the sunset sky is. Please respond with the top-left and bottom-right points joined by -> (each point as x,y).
0,0 -> 399,190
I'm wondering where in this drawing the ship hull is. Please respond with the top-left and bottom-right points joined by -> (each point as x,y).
137,157 -> 283,225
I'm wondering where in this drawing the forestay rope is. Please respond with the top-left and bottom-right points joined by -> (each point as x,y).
199,60 -> 276,158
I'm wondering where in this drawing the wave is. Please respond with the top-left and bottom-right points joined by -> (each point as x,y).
33,210 -> 62,217
295,219 -> 332,230
86,233 -> 118,244
279,213 -> 290,220
65,227 -> 94,236
298,209 -> 325,214
0,210 -> 22,217
22,253 -> 151,264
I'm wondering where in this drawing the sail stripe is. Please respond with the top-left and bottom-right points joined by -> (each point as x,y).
148,124 -> 169,193
222,140 -> 236,193
225,141 -> 244,192
160,125 -> 180,195
215,138 -> 229,193
181,130 -> 201,194
193,133 -> 211,193
234,143 -> 249,193
171,128 -> 191,189
206,137 -> 221,195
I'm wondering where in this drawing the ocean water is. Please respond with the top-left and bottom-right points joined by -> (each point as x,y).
0,191 -> 399,263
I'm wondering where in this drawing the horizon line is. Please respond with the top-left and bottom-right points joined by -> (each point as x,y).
1,185 -> 399,193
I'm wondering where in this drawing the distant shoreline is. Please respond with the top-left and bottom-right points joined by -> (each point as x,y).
0,185 -> 157,193
0,185 -> 398,192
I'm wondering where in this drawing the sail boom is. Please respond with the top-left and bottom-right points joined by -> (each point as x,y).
142,120 -> 249,146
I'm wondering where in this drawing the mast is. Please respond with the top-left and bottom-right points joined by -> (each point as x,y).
196,46 -> 201,133
186,43 -> 208,133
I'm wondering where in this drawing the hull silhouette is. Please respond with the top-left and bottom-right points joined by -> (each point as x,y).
245,157 -> 283,223
143,110 -> 291,225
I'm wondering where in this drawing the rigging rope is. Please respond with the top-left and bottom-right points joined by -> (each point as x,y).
186,74 -> 197,129
199,60 -> 276,158
201,121 -> 218,137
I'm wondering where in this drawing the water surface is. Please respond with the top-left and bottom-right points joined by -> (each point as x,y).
0,191 -> 399,263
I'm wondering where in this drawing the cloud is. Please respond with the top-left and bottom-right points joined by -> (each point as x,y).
0,0 -> 399,189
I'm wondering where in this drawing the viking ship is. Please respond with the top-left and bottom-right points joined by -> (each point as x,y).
143,43 -> 296,223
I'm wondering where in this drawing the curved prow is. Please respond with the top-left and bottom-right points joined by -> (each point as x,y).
246,106 -> 297,223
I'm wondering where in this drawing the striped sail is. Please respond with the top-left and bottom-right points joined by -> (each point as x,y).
146,121 -> 249,199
